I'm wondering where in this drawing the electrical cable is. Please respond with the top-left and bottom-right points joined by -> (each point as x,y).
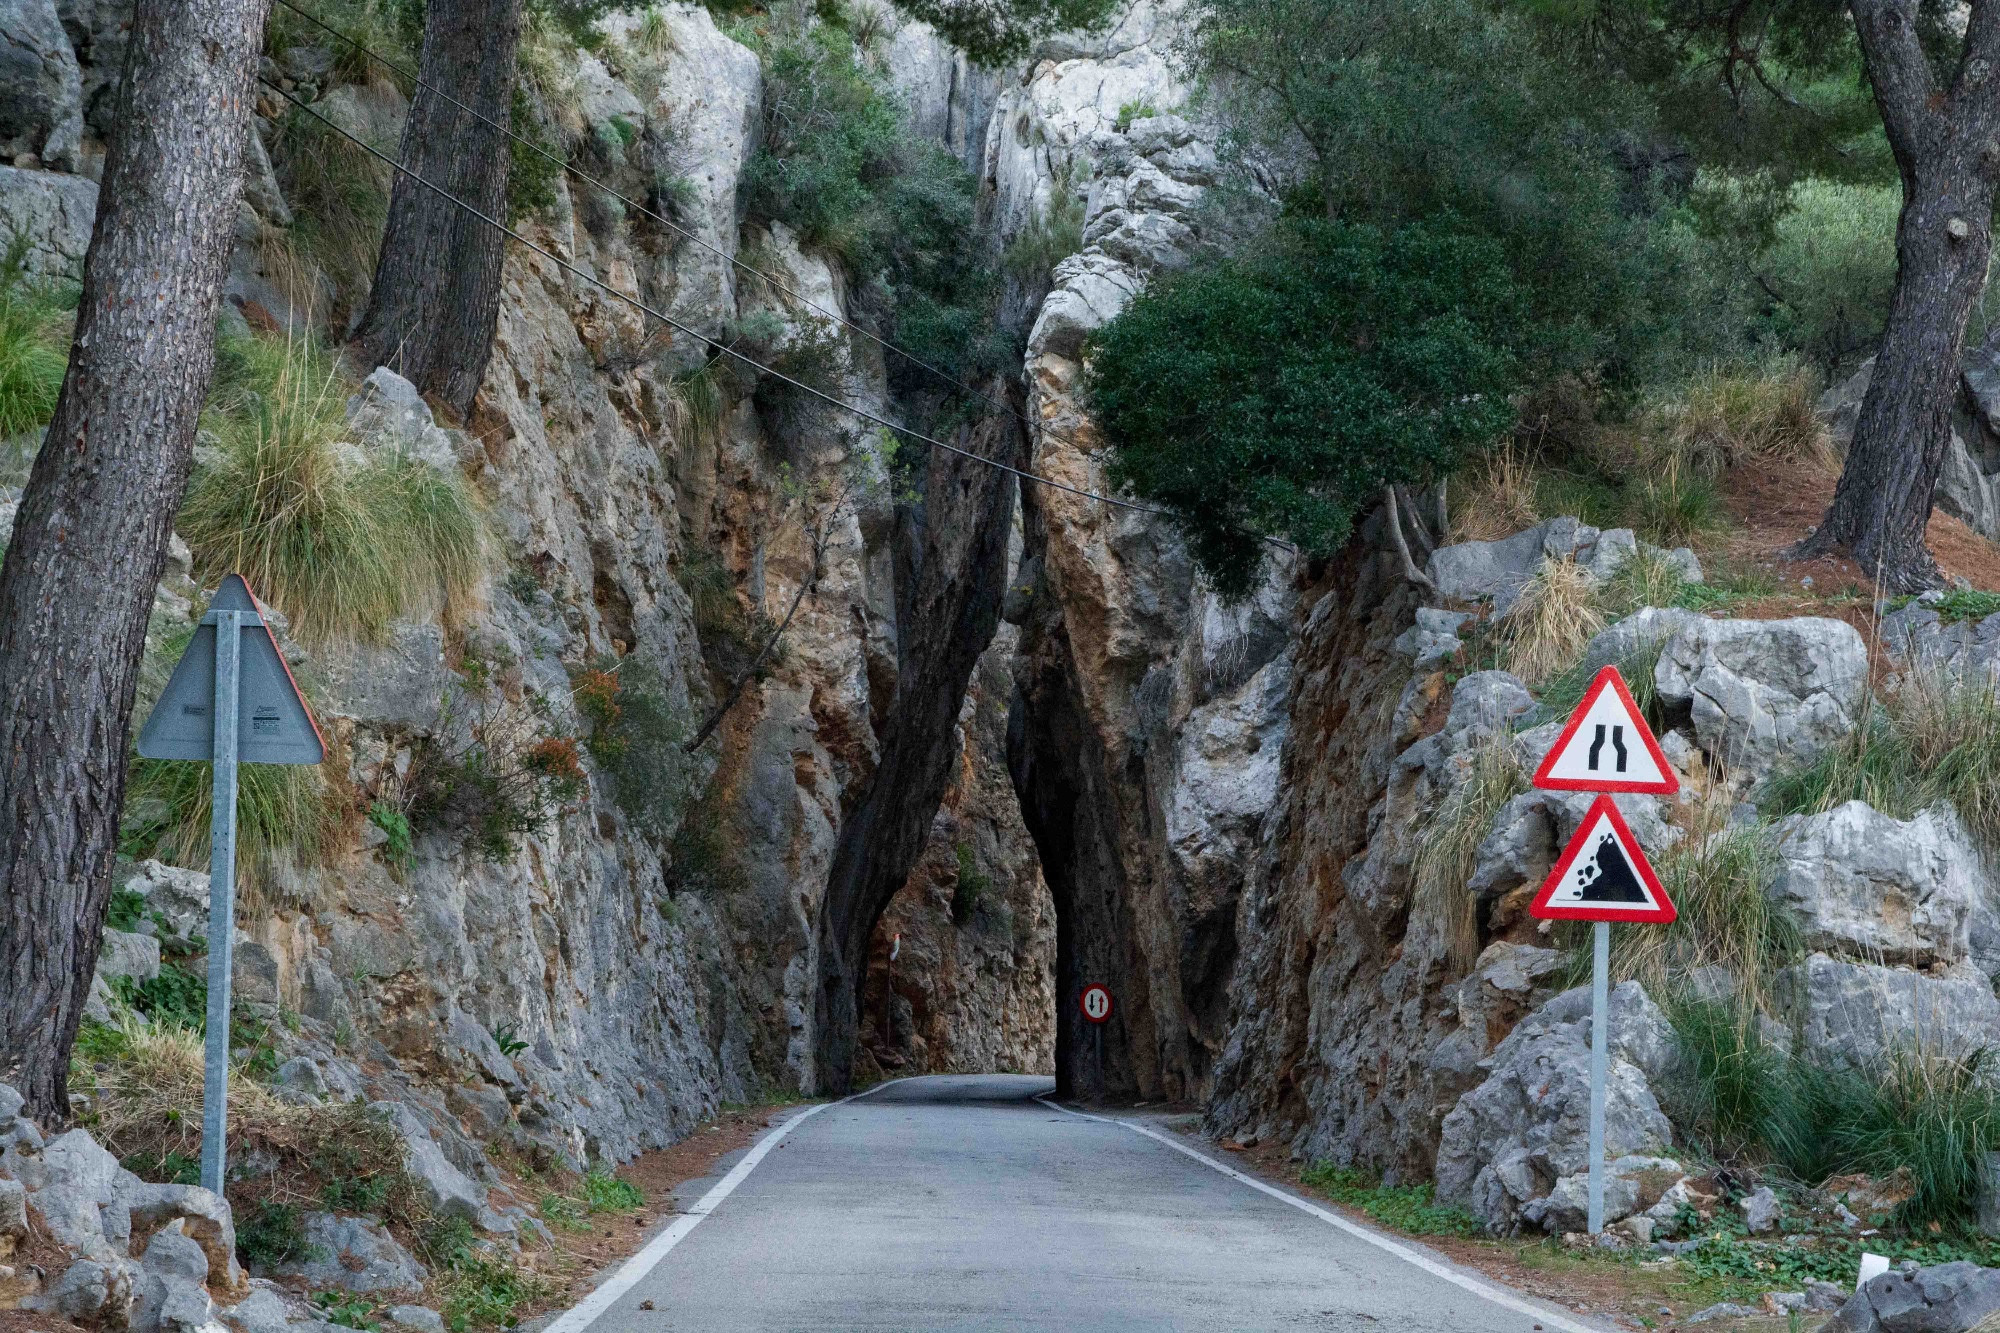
259,74 -> 1213,523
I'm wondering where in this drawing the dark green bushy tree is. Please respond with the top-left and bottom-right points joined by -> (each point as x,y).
1085,219 -> 1528,596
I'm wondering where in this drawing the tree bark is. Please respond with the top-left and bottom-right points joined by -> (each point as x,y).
812,407 -> 1024,1093
1801,0 -> 2000,590
350,0 -> 522,419
0,0 -> 271,1122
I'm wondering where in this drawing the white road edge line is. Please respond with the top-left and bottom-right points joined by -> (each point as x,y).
1036,1095 -> 1603,1333
539,1080 -> 898,1333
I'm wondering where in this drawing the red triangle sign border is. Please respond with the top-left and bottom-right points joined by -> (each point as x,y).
1531,664 -> 1679,795
1529,794 -> 1677,924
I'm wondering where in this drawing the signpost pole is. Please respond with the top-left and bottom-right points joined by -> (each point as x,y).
199,608 -> 242,1196
1587,920 -> 1609,1235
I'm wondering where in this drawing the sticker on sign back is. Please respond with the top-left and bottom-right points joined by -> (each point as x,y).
1530,794 -> 1676,923
1532,665 -> 1678,795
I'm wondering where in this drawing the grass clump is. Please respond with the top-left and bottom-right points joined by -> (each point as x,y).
1299,1163 -> 1481,1237
1761,665 -> 2000,849
1645,363 -> 1829,473
420,1215 -> 554,1333
1410,729 -> 1527,972
1503,557 -> 1605,685
1620,811 -> 1797,1007
1001,163 -> 1087,286
0,237 -> 73,439
182,332 -> 486,645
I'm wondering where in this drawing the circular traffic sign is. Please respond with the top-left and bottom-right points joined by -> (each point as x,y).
1080,984 -> 1113,1024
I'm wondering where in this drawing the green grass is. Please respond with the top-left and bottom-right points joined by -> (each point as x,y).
1537,636 -> 1666,725
0,236 -> 74,438
581,1168 -> 643,1212
124,742 -> 346,888
420,1215 -> 554,1332
1299,1163 -> 1482,1237
182,331 -> 485,645
1113,99 -> 1158,131
1922,588 -> 2000,625
1667,998 -> 2000,1230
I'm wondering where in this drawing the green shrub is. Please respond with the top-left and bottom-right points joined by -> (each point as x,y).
405,686 -> 586,859
269,109 -> 394,322
237,1201 -> 311,1269
421,1215 -> 553,1333
313,1293 -> 384,1332
741,7 -> 1009,417
1750,176 -> 1900,372
182,332 -> 486,645
1001,164 -> 1086,285
665,787 -> 745,898
104,887 -> 152,933
581,1168 -> 643,1212
1299,1163 -> 1481,1237
368,800 -> 414,869
574,657 -> 702,839
1085,217 -> 1528,596
1112,99 -> 1157,131
110,963 -> 209,1031
1663,998 -> 1791,1159
0,237 -> 72,438
951,843 -> 990,928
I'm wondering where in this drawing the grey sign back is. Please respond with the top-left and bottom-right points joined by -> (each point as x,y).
136,575 -> 326,765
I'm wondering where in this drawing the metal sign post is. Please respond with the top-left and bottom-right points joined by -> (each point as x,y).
1588,920 -> 1610,1235
137,575 -> 324,1197
1528,665 -> 1680,1236
200,608 -> 242,1196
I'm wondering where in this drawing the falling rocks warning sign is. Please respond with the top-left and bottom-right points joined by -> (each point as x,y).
1530,794 -> 1676,923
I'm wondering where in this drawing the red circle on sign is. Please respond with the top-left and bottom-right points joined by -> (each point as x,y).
1080,984 -> 1113,1024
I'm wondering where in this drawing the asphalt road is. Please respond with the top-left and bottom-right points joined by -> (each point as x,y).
556,1074 -> 1599,1333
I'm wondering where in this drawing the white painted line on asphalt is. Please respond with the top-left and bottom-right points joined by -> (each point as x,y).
540,1081 -> 898,1333
1037,1096 -> 1604,1333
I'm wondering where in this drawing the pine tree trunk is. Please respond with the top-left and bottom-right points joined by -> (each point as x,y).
350,0 -> 522,419
0,0 -> 270,1122
1802,0 -> 2000,590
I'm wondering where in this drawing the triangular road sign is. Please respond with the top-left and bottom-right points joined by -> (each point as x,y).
137,575 -> 326,765
1530,795 -> 1676,923
1532,665 -> 1678,795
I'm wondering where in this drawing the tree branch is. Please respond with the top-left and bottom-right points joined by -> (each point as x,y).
1850,0 -> 1939,170
1384,486 -> 1437,592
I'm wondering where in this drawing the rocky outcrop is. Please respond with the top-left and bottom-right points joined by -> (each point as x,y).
998,0 -> 1300,1102
1830,1262 -> 2000,1332
1434,982 -> 1679,1235
1653,614 -> 1869,785
0,0 -> 82,170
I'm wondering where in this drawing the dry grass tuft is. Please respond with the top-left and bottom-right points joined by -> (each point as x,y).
1647,363 -> 1832,473
1450,441 -> 1543,543
1411,729 -> 1528,973
1504,557 -> 1605,685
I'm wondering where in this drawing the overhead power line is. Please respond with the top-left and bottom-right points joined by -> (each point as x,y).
257,75 -> 1195,522
270,0 -> 1094,459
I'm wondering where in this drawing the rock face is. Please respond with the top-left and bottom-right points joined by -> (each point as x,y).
1428,517 -> 1700,615
998,0 -> 1300,1100
0,0 -> 82,169
2,0 -> 1060,1172
1771,802 -> 2000,976
1778,953 -> 2000,1071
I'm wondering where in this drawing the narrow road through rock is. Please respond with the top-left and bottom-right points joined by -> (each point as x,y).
550,1074 -> 1603,1332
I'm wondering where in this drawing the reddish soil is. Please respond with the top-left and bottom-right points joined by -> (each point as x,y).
1716,454 -> 2000,598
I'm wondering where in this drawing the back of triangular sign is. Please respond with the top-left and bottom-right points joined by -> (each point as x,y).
136,576 -> 326,765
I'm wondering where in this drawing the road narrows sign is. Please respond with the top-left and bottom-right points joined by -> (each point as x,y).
1080,985 -> 1113,1024
1531,664 -> 1678,795
1530,795 -> 1677,924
